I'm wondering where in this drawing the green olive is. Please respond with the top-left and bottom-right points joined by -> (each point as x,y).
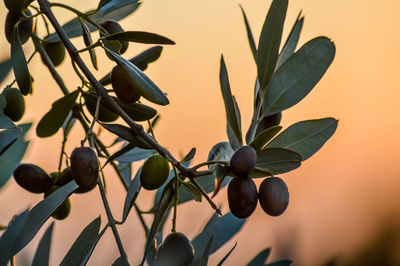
13,163 -> 52,193
258,177 -> 289,216
44,185 -> 71,220
156,232 -> 194,266
227,176 -> 258,219
229,145 -> 257,178
41,41 -> 66,67
111,65 -> 141,103
5,9 -> 33,44
70,147 -> 99,191
140,155 -> 170,190
2,87 -> 25,122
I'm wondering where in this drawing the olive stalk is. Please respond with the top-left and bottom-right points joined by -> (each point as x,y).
172,165 -> 179,233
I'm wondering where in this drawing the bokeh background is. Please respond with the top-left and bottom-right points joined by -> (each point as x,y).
1,0 -> 400,265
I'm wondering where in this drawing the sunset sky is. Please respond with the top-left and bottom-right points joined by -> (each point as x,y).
1,0 -> 400,265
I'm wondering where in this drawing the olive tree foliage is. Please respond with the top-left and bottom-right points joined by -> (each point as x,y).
0,0 -> 337,265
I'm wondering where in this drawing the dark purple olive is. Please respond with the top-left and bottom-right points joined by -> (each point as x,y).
70,147 -> 99,191
227,177 -> 258,219
5,9 -> 33,44
111,65 -> 141,103
229,145 -> 257,177
156,232 -> 194,266
255,112 -> 282,136
13,163 -> 52,193
258,177 -> 289,216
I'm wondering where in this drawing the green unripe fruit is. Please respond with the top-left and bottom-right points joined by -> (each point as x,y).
100,20 -> 128,54
5,9 -> 33,44
227,177 -> 258,219
229,145 -> 257,177
13,164 -> 52,193
255,112 -> 282,136
2,87 -> 25,122
41,41 -> 66,67
84,93 -> 119,122
111,65 -> 141,103
51,167 -> 74,187
258,177 -> 289,216
44,185 -> 71,220
70,147 -> 99,191
156,232 -> 194,266
140,155 -> 170,190
4,0 -> 27,12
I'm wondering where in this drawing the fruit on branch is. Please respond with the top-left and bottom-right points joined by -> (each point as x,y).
44,185 -> 71,220
255,112 -> 282,136
50,167 -> 74,187
258,177 -> 289,216
5,9 -> 33,44
4,0 -> 28,12
111,65 -> 141,103
70,147 -> 99,191
156,232 -> 195,266
13,163 -> 53,193
2,87 -> 25,122
140,154 -> 170,190
84,92 -> 119,122
229,145 -> 257,177
41,41 -> 66,67
227,176 -> 258,218
100,20 -> 129,54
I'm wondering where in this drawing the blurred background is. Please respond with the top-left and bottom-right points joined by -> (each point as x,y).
1,0 -> 400,265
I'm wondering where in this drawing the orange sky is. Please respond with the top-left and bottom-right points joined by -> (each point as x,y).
1,0 -> 400,265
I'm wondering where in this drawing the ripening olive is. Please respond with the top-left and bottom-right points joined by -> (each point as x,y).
84,92 -> 119,122
140,155 -> 170,190
229,145 -> 257,177
2,87 -> 25,122
227,176 -> 258,219
111,65 -> 141,103
258,177 -> 289,216
156,232 -> 194,266
4,0 -> 27,12
5,9 -> 33,44
255,112 -> 282,136
41,41 -> 66,67
100,20 -> 128,54
44,185 -> 71,220
13,163 -> 53,193
70,147 -> 99,191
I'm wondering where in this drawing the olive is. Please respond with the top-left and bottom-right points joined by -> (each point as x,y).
258,177 -> 289,216
4,0 -> 27,12
70,147 -> 99,191
44,185 -> 71,220
156,232 -> 194,266
84,92 -> 119,122
13,163 -> 52,193
111,65 -> 141,103
229,145 -> 257,177
140,155 -> 170,190
255,112 -> 282,136
41,41 -> 66,67
2,87 -> 25,122
227,176 -> 258,219
100,20 -> 128,54
51,167 -> 74,187
5,9 -> 33,44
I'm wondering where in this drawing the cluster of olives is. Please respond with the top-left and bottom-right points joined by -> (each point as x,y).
1,87 -> 25,122
4,0 -> 33,45
140,154 -> 170,190
154,232 -> 194,266
227,145 -> 290,218
12,147 -> 99,220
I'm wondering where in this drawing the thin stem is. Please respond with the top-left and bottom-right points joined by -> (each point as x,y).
97,176 -> 127,260
147,120 -> 155,138
172,165 -> 179,233
77,40 -> 102,53
50,2 -> 101,29
192,160 -> 229,170
134,203 -> 149,237
189,177 -> 222,215
81,95 -> 101,146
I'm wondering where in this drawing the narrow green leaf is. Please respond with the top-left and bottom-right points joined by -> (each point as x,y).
247,248 -> 271,266
220,56 -> 242,146
0,128 -> 19,156
199,235 -> 214,266
100,46 -> 163,85
182,181 -> 202,202
112,256 -> 130,266
80,20 -> 98,70
207,142 -> 234,171
262,37 -> 336,117
11,181 -> 78,255
227,96 -> 242,150
276,12 -> 304,70
60,216 -> 101,266
181,147 -> 196,163
0,58 -> 12,84
101,123 -> 153,149
122,168 -> 141,222
249,125 -> 282,150
192,213 -> 245,261
105,31 -> 175,45
239,5 -> 257,61
115,98 -> 157,121
104,143 -> 135,165
266,260 -> 292,266
117,162 -> 131,189
266,118 -> 338,160
62,112 -> 76,137
36,90 -> 79,138
257,0 -> 288,91
0,209 -> 29,265
0,123 -> 30,189
216,242 -> 237,266
32,223 -> 54,266
105,48 -> 169,105
115,147 -> 155,164
140,180 -> 174,265
252,147 -> 301,177
11,28 -> 32,95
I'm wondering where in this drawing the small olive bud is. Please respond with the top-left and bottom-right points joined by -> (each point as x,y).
227,176 -> 258,219
258,177 -> 289,216
229,145 -> 257,177
70,147 -> 99,191
13,163 -> 53,193
156,232 -> 194,266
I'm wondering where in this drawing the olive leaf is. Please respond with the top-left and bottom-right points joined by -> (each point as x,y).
32,223 -> 54,266
227,96 -> 242,151
11,27 -> 32,95
181,147 -> 196,163
247,248 -> 271,266
101,123 -> 153,149
115,147 -> 155,164
0,127 -> 20,156
104,31 -> 175,45
249,125 -> 282,150
0,58 -> 12,84
80,19 -> 98,70
197,235 -> 214,266
122,167 -> 141,222
216,242 -> 238,266
239,5 -> 257,62
181,181 -> 202,202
